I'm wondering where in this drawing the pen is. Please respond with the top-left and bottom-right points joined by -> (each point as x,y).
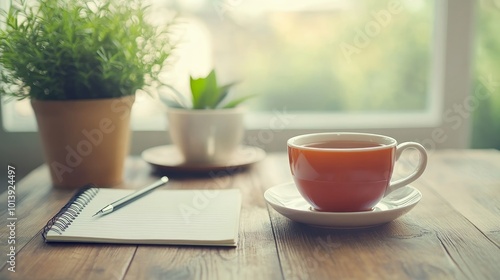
92,176 -> 169,217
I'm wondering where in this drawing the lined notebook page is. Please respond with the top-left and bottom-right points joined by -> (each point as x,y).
45,188 -> 241,246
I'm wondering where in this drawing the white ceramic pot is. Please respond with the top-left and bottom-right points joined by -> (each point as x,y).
166,107 -> 244,164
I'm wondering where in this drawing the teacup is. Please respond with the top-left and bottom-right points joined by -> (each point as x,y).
287,132 -> 427,212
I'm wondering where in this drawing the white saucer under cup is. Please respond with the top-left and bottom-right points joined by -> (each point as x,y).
264,182 -> 422,229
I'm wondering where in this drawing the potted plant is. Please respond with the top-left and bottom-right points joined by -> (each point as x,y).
160,69 -> 253,164
0,0 -> 174,188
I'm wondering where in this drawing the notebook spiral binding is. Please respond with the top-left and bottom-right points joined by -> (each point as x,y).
42,185 -> 100,241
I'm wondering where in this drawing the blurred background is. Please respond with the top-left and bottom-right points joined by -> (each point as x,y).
1,0 -> 498,190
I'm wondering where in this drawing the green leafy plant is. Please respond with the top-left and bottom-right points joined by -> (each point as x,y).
0,0 -> 174,100
161,69 -> 254,109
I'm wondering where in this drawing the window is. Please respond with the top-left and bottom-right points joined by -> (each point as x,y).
471,0 -> 500,149
1,0 -> 476,151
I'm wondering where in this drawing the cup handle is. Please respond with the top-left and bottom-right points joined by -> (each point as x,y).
385,142 -> 428,196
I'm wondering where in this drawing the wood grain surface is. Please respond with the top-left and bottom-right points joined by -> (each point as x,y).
1,150 -> 499,280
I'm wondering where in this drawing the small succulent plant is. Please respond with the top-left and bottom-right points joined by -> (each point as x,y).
160,69 -> 254,109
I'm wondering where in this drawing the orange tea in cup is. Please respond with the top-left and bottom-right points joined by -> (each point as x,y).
287,133 -> 427,212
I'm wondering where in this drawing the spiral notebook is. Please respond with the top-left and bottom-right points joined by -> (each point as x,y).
42,186 -> 242,246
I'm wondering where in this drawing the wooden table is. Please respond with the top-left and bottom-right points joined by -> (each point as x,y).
1,150 -> 499,279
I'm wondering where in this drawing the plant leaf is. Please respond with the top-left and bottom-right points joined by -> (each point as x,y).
216,81 -> 238,107
199,70 -> 219,109
221,94 -> 256,109
158,84 -> 189,108
190,74 -> 208,109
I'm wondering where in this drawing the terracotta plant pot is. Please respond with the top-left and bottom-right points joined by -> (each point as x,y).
31,96 -> 135,189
